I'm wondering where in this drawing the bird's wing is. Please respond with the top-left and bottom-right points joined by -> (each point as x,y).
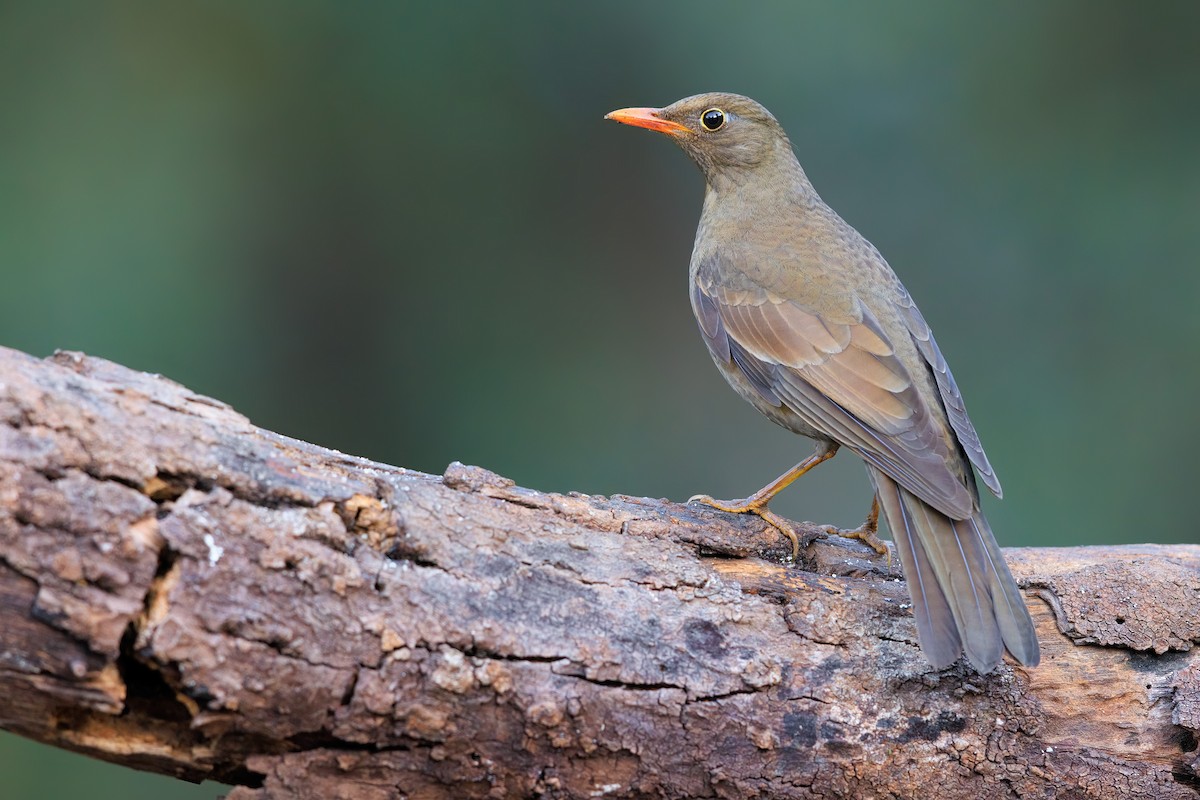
894,288 -> 1002,498
692,265 -> 978,520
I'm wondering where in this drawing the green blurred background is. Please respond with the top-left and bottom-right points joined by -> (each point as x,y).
1,1 -> 1197,796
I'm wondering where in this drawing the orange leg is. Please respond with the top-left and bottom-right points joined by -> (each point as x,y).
823,495 -> 888,557
689,441 -> 840,558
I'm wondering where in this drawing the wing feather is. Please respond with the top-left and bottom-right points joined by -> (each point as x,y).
694,259 -> 977,519
896,290 -> 1003,498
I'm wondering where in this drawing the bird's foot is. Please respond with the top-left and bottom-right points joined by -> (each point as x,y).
821,523 -> 891,570
820,496 -> 889,564
686,493 -> 766,514
821,523 -> 889,556
688,494 -> 800,560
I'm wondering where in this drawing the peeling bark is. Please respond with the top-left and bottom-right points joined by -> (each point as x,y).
0,345 -> 1197,799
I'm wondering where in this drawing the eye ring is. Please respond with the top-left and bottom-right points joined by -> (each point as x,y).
700,108 -> 726,132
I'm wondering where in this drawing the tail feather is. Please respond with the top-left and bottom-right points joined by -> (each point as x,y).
963,514 -> 1041,667
908,495 -> 1003,671
870,467 -> 1039,672
874,471 -> 961,668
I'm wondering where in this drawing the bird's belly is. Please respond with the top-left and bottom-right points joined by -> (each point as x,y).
708,353 -> 833,443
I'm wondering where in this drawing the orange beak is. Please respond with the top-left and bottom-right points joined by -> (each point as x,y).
604,107 -> 691,136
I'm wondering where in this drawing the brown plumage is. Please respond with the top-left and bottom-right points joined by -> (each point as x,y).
605,92 -> 1038,673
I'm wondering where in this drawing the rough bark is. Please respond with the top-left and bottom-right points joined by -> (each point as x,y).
0,345 -> 1197,800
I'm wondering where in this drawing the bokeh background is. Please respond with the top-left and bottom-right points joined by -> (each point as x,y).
1,1 -> 1197,796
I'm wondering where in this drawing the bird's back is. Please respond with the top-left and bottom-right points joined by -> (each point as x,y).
691,186 -> 983,513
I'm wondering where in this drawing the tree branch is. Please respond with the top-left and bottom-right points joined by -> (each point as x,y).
0,346 -> 1197,799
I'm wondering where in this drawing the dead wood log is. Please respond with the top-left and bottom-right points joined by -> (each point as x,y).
0,345 -> 1197,799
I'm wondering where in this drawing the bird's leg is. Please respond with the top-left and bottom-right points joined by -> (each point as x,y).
689,441 -> 840,559
689,441 -> 839,513
823,495 -> 889,557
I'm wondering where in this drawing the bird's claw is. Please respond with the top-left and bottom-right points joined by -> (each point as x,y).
687,493 -> 763,514
687,495 -> 799,560
822,523 -> 891,565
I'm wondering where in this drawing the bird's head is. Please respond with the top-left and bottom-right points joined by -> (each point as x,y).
605,92 -> 795,180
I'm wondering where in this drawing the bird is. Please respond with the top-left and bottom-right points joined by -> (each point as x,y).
604,92 -> 1039,673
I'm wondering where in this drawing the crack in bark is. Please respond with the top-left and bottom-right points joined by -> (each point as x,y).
562,675 -> 684,693
690,686 -> 763,703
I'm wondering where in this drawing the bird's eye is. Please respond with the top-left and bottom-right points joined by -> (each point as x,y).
701,108 -> 726,131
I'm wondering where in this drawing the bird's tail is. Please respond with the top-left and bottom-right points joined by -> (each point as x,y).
868,467 -> 1040,672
